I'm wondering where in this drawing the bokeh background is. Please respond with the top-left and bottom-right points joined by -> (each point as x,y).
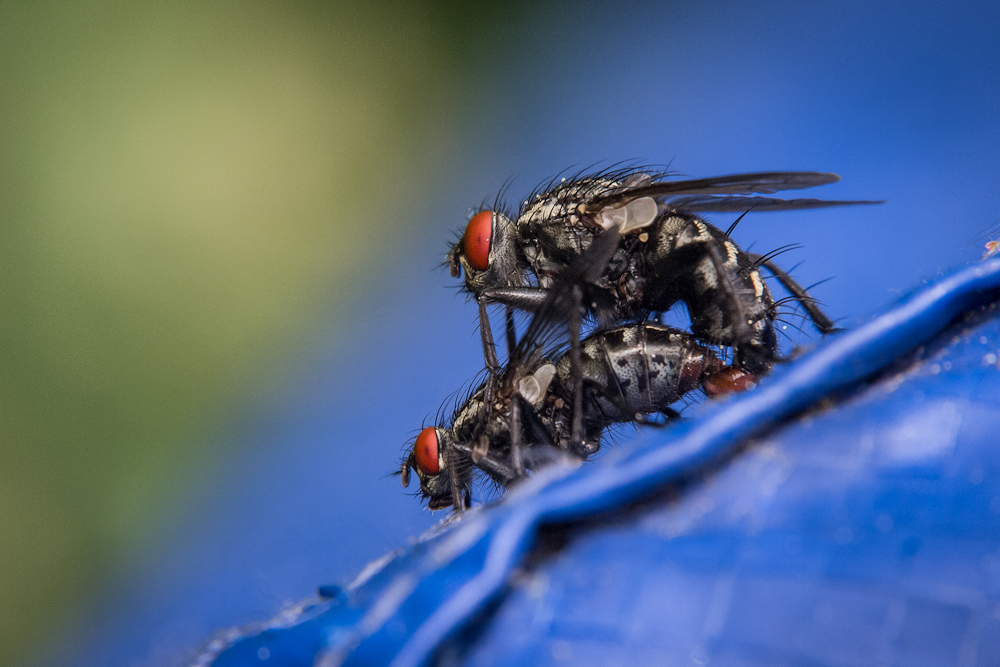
1,1 -> 997,666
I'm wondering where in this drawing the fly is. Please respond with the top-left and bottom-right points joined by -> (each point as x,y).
447,168 -> 879,393
399,322 -> 730,511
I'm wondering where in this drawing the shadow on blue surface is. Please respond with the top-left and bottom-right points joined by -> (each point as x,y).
197,258 -> 1000,666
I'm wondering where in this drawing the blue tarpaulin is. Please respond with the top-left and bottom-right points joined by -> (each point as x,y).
195,257 -> 1000,667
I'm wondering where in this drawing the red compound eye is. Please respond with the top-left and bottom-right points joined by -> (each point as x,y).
462,210 -> 493,271
414,427 -> 440,475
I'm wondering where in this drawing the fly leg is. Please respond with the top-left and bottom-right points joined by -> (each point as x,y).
478,297 -> 502,394
445,443 -> 467,512
469,306 -> 521,465
568,283 -> 586,456
453,441 -> 519,488
474,290 -> 545,463
505,306 -> 517,359
509,391 -> 524,476
472,297 -> 503,465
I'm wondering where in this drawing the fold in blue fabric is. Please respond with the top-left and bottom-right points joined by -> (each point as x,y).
197,257 -> 1000,667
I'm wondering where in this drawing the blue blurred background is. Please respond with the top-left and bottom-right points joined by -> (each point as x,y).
1,1 -> 997,665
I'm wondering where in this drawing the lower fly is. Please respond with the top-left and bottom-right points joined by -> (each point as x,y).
399,323 -> 743,511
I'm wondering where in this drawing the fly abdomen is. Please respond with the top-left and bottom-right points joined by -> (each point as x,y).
556,324 -> 721,424
644,214 -> 777,372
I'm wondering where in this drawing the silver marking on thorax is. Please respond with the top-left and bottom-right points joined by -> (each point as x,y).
723,241 -> 739,266
693,220 -> 713,242
750,270 -> 765,301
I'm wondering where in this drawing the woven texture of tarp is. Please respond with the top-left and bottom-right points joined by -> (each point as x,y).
194,257 -> 1000,667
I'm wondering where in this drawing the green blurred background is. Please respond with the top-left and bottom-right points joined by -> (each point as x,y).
0,2 -> 519,664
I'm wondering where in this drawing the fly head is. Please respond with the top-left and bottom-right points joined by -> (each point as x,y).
402,427 -> 470,511
449,209 -> 525,298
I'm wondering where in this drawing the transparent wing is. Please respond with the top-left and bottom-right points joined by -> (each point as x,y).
588,171 -> 849,211
666,194 -> 885,212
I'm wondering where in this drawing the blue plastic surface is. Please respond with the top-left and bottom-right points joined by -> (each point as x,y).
195,258 -> 1000,666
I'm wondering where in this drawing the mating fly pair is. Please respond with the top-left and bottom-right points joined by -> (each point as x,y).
402,168 -> 876,510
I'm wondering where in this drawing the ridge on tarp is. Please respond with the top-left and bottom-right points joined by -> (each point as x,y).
194,257 -> 1000,667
